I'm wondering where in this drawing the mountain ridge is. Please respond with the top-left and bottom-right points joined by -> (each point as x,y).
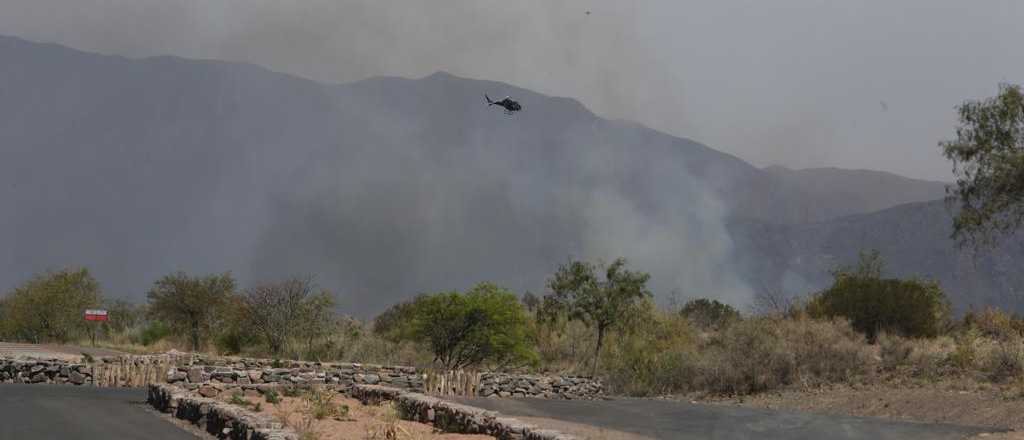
1,34 -> 1019,315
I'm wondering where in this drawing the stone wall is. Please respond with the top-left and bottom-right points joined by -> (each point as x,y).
149,383 -> 297,440
164,362 -> 423,391
425,370 -> 604,400
350,385 -> 579,440
0,358 -> 93,385
1,353 -> 603,401
0,355 -> 177,386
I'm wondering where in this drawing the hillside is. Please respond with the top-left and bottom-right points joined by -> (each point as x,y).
730,201 -> 1024,314
0,35 -> 1014,315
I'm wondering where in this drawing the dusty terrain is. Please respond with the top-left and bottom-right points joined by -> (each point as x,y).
224,392 -> 491,440
695,380 -> 1024,437
0,342 -> 124,361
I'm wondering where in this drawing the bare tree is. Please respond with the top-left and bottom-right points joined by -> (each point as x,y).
240,276 -> 322,356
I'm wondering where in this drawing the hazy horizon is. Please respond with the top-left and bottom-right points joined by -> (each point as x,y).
3,1 -> 1022,181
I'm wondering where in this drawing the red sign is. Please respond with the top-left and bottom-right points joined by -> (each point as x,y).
84,309 -> 109,322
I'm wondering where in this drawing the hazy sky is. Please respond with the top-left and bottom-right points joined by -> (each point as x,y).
2,0 -> 1021,180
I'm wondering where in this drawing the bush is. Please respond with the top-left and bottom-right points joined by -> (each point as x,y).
601,308 -> 697,396
697,317 -> 873,395
807,251 -> 950,342
138,320 -> 173,346
679,298 -> 740,330
379,282 -> 538,370
982,338 -> 1024,382
878,332 -> 914,371
962,307 -> 1024,341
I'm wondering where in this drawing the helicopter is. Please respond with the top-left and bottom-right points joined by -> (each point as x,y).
485,94 -> 522,115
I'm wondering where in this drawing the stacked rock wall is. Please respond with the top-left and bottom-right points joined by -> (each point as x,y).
1,353 -> 604,400
149,383 -> 297,440
350,385 -> 578,440
164,362 -> 422,391
0,358 -> 93,385
425,370 -> 604,400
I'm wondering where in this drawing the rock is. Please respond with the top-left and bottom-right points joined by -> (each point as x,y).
167,370 -> 188,383
29,373 -> 47,383
69,371 -> 86,385
198,385 -> 220,398
29,365 -> 44,374
248,370 -> 263,382
364,374 -> 381,385
187,367 -> 205,383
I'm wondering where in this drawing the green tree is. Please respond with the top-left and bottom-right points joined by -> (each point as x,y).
99,299 -> 144,338
544,258 -> 652,375
940,83 -> 1024,247
389,282 -> 537,370
0,268 -> 102,343
147,271 -> 236,351
679,298 -> 740,330
807,250 -> 951,342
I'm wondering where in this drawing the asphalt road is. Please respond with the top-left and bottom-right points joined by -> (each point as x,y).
454,397 -> 995,440
0,384 -> 197,440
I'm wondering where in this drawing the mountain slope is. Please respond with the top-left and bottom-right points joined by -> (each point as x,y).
0,35 -> 1012,315
730,201 -> 1024,314
758,166 -> 948,223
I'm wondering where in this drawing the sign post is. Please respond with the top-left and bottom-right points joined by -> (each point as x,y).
84,309 -> 108,347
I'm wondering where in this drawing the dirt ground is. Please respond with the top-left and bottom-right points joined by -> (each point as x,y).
224,392 -> 492,440
694,380 -> 1024,438
0,342 -> 124,361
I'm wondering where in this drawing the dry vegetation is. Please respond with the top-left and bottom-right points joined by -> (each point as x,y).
221,387 -> 490,440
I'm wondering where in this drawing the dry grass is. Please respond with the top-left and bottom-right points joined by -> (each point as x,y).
223,388 -> 490,440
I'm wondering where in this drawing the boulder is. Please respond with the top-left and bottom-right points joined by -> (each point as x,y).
198,385 -> 220,398
69,371 -> 86,385
167,370 -> 188,383
187,367 -> 205,383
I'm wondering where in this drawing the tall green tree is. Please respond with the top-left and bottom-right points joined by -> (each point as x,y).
940,83 -> 1024,247
147,271 -> 235,351
544,258 -> 652,375
0,268 -> 102,343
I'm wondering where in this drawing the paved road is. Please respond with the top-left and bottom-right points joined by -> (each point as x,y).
455,397 -> 996,440
0,384 -> 197,440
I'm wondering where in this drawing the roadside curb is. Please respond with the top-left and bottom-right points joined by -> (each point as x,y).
350,384 -> 580,440
148,383 -> 299,440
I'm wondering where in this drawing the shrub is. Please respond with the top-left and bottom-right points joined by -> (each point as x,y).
948,329 -> 980,371
139,320 -> 173,346
601,308 -> 697,396
983,338 -> 1024,383
962,307 -> 1024,341
679,298 -> 740,330
807,251 -> 951,342
878,332 -> 914,371
381,282 -> 538,370
696,317 -> 873,395
264,389 -> 281,404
